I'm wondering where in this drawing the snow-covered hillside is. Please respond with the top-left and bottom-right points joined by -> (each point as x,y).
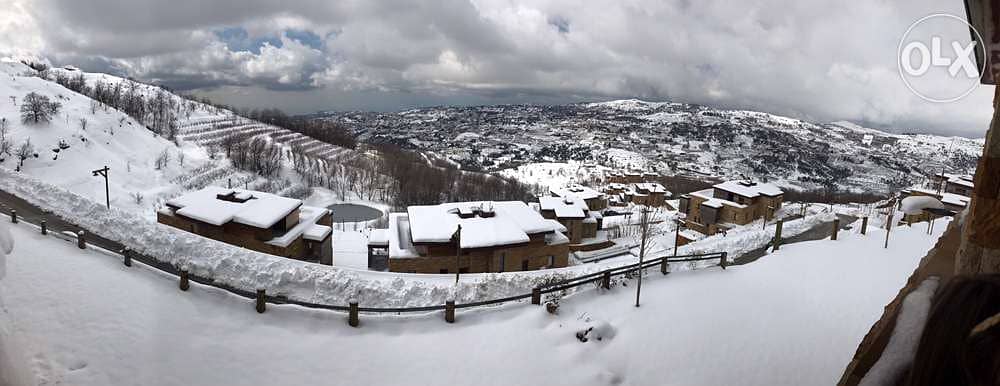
0,60 -> 215,214
317,99 -> 985,194
0,209 -> 944,385
0,60 -> 366,220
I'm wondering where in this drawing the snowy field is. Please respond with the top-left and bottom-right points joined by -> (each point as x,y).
0,214 -> 946,385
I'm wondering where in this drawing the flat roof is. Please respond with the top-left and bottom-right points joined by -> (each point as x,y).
539,196 -> 587,218
166,186 -> 303,228
550,185 -> 603,200
405,201 -> 560,249
713,180 -> 783,198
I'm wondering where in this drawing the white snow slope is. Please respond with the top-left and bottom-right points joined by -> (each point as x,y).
0,213 -> 944,385
0,60 -> 220,215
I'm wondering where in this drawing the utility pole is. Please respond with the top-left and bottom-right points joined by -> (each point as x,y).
635,207 -> 651,307
454,224 -> 462,284
673,218 -> 683,257
92,165 -> 110,209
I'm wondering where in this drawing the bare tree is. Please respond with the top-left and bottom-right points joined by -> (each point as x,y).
19,92 -> 62,124
130,191 -> 144,205
154,148 -> 170,170
15,138 -> 34,170
79,118 -> 88,131
0,118 -> 11,158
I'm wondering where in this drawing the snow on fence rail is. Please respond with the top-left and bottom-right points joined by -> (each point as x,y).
7,207 -> 726,326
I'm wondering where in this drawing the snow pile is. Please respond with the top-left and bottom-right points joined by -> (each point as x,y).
899,196 -> 943,215
859,277 -> 939,386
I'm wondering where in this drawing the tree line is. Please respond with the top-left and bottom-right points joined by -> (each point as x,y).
49,69 -> 179,141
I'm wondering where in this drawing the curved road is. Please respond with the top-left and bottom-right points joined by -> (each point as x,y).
733,213 -> 859,265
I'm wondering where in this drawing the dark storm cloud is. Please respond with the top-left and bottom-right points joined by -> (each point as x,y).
0,0 -> 994,137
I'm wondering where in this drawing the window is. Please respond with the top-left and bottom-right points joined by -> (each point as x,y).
439,269 -> 448,274
521,259 -> 529,271
459,267 -> 469,274
499,253 -> 506,273
547,255 -> 555,267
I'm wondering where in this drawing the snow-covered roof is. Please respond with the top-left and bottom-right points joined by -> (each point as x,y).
713,180 -> 783,198
690,189 -> 747,209
165,186 -> 330,248
550,185 -> 603,200
404,201 -> 560,249
538,196 -> 587,218
545,231 -> 570,246
266,206 -> 331,248
941,193 -> 970,208
947,177 -> 974,188
388,213 -> 420,258
367,229 -> 389,247
303,224 -> 332,242
166,186 -> 303,228
634,182 -> 668,194
907,188 -> 970,208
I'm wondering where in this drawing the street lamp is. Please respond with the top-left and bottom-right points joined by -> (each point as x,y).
92,165 -> 110,209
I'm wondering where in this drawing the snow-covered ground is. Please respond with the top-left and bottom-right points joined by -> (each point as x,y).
0,210 -> 945,385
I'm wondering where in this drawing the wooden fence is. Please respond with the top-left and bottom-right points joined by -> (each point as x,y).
9,208 -> 727,328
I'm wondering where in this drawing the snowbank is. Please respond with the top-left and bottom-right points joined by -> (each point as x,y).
0,169 -> 592,307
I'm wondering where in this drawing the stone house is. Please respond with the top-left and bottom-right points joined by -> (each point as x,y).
549,185 -> 608,211
537,196 -> 608,251
677,180 -> 784,237
383,201 -> 570,273
157,187 -> 333,264
605,182 -> 670,207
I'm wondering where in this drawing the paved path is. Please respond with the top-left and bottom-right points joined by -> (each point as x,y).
0,188 -> 262,301
0,188 -> 125,253
733,213 -> 858,265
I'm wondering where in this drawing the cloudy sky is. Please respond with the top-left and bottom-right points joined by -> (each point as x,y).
0,0 -> 994,138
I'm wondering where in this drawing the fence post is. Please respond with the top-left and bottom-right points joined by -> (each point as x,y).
831,218 -> 840,241
179,267 -> 190,291
122,248 -> 131,267
77,231 -> 86,249
660,258 -> 669,275
861,216 -> 868,235
40,220 -> 47,235
601,271 -> 611,289
348,301 -> 359,327
719,252 -> 728,269
256,289 -> 266,313
9,209 -> 15,224
772,219 -> 784,252
531,288 -> 541,305
445,300 -> 455,323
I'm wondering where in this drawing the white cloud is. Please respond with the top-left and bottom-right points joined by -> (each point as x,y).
1,0 -> 994,136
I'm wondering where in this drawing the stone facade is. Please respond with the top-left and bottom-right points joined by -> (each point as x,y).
678,181 -> 783,236
388,233 -> 569,273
